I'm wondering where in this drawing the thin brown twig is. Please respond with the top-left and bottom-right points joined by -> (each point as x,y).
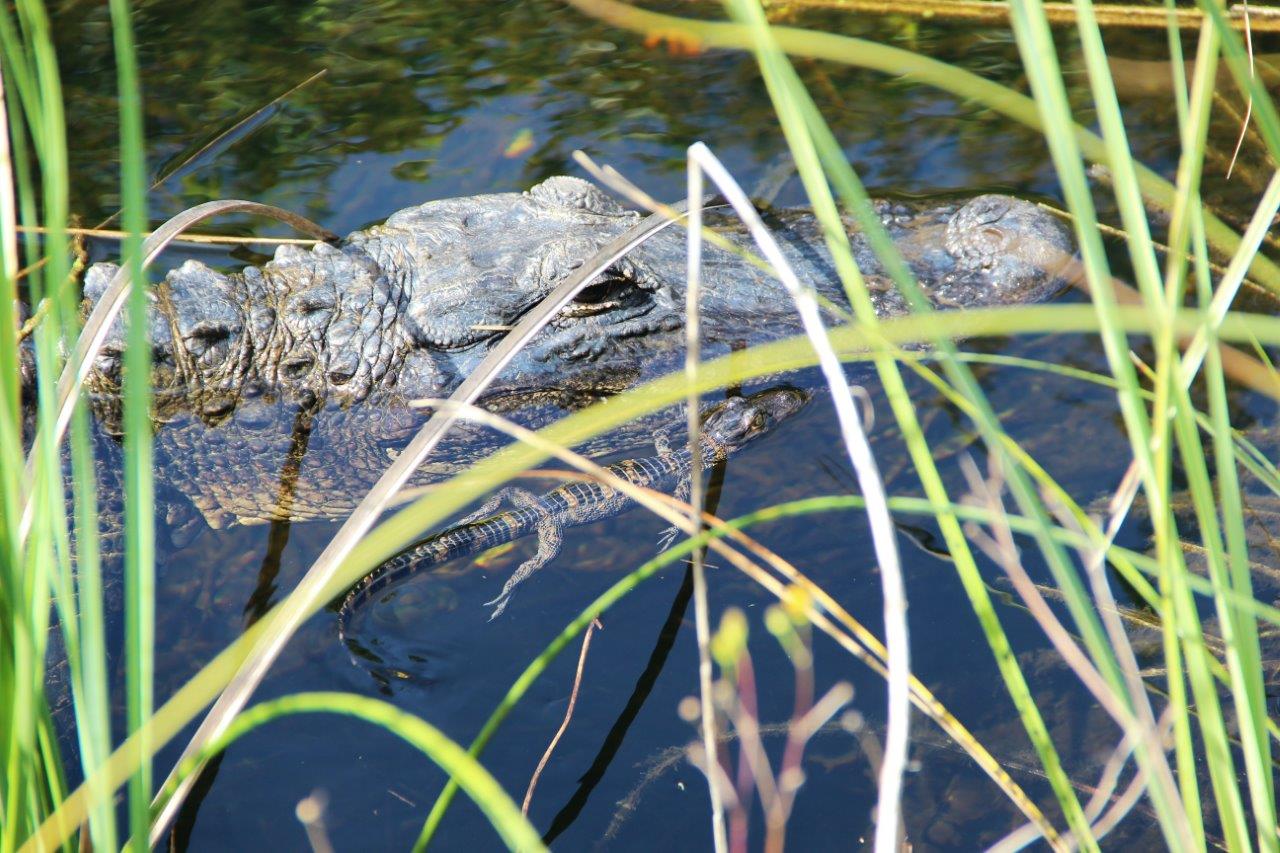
101,68 -> 329,231
17,223 -> 323,248
715,0 -> 1280,32
522,617 -> 602,816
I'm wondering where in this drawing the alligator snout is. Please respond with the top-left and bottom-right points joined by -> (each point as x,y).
944,195 -> 1018,266
935,194 -> 1074,307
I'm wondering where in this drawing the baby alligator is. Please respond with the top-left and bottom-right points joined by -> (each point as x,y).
337,386 -> 808,642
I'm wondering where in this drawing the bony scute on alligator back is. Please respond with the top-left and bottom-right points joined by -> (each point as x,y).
336,386 -> 810,659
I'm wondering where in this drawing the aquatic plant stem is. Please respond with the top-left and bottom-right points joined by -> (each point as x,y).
684,150 -> 729,853
106,0 -> 155,845
686,135 -> 910,853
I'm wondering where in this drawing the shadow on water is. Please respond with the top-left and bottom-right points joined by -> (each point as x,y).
45,0 -> 1280,848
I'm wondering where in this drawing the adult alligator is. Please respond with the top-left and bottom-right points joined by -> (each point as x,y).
67,176 -> 1073,531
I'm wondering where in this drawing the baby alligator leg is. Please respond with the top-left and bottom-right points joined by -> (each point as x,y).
454,488 -> 526,528
652,429 -> 691,551
483,490 -> 561,620
654,475 -> 693,552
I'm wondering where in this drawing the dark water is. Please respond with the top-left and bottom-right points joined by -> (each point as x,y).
49,1 -> 1280,849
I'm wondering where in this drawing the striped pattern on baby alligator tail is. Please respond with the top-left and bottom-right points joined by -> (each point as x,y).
336,386 -> 808,651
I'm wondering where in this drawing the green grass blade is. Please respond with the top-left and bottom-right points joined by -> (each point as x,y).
105,0 -> 154,847
149,693 -> 546,853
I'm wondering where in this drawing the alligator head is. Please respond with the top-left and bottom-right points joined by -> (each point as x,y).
513,190 -> 1075,363
351,176 -> 672,353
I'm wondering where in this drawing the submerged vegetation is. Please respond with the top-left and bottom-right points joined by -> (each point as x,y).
3,0 -> 1280,849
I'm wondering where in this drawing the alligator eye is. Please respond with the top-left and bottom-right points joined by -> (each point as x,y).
294,295 -> 335,316
281,355 -> 315,378
183,321 -> 233,356
185,320 -> 231,341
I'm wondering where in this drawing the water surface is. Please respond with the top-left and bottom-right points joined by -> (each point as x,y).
50,2 -> 1279,849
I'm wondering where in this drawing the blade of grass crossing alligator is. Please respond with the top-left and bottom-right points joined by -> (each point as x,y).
686,136 -> 911,853
106,0 -> 159,844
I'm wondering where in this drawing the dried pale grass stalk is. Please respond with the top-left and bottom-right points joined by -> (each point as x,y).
149,193 -> 702,843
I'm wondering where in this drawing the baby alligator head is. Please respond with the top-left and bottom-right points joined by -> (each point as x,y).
700,386 -> 810,460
